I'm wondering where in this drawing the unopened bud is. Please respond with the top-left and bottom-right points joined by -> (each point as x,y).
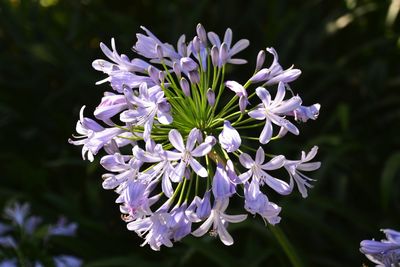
207,88 -> 215,106
180,77 -> 191,97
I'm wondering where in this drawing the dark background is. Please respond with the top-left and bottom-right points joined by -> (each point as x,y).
1,0 -> 399,266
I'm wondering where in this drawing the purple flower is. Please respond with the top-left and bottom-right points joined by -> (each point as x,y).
360,229 -> 400,267
116,179 -> 157,221
218,120 -> 241,153
133,26 -> 179,61
166,128 -> 215,181
250,47 -> 301,85
93,38 -> 150,74
286,103 -> 321,123
212,163 -> 236,199
70,24 -> 321,250
100,152 -> 143,190
208,28 -> 249,66
239,147 -> 290,195
48,218 -> 77,237
225,81 -> 249,113
0,236 -> 17,248
121,83 -> 172,141
192,198 -> 247,246
169,203 -> 192,241
284,146 -> 321,198
53,255 -> 82,267
94,92 -> 128,125
0,259 -> 17,267
69,106 -> 124,161
248,83 -> 302,144
244,180 -> 281,225
4,202 -> 30,227
127,210 -> 174,250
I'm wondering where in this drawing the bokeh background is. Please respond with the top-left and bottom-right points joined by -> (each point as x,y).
1,0 -> 400,266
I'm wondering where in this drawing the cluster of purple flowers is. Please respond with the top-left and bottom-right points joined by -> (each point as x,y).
360,229 -> 400,267
69,24 -> 321,250
0,202 -> 82,267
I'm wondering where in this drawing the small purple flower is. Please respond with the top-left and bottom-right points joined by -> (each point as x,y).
100,152 -> 142,190
218,120 -> 241,153
225,81 -> 249,113
116,179 -> 156,221
284,146 -> 321,198
192,198 -> 247,246
244,180 -> 281,225
286,103 -> 321,123
360,229 -> 400,267
0,259 -> 17,267
133,26 -> 179,61
48,218 -> 78,237
69,106 -> 124,161
208,28 -> 249,66
248,83 -> 302,144
4,202 -> 30,227
92,38 -> 150,74
169,203 -> 192,241
166,128 -> 215,181
121,83 -> 172,141
53,255 -> 82,267
127,209 -> 173,250
212,163 -> 236,199
94,92 -> 128,125
0,236 -> 17,248
239,147 -> 290,195
250,47 -> 301,85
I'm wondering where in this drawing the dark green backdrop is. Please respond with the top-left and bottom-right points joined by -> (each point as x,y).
1,0 -> 399,266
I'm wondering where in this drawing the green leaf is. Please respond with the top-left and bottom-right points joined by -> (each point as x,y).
380,151 -> 400,210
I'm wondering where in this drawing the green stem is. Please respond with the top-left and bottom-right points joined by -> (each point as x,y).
269,225 -> 304,267
177,178 -> 187,205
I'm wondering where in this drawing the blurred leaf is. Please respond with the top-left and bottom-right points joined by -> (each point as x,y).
380,151 -> 400,210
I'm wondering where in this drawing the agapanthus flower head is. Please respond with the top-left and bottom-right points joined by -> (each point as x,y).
360,228 -> 400,267
69,23 -> 321,250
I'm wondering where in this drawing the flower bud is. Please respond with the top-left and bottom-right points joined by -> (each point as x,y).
155,44 -> 163,59
192,36 -> 201,53
147,65 -> 159,83
211,45 -> 219,67
173,62 -> 181,79
219,42 -> 229,66
218,120 -> 241,152
196,23 -> 207,44
188,70 -> 200,84
255,50 -> 265,72
180,57 -> 198,72
180,77 -> 190,97
206,88 -> 215,106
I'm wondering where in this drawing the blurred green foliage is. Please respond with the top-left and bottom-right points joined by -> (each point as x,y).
0,0 -> 399,266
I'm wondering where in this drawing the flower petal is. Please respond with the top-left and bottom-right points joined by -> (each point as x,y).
192,213 -> 214,237
259,119 -> 273,144
239,153 -> 254,168
168,129 -> 185,152
255,147 -> 265,165
189,158 -> 208,177
191,142 -> 213,157
217,218 -> 234,246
